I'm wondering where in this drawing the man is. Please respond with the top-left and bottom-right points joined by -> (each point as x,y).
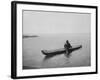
64,40 -> 72,49
64,40 -> 72,55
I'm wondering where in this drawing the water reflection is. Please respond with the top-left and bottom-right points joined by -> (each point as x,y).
64,52 -> 72,58
42,53 -> 70,68
43,53 -> 63,61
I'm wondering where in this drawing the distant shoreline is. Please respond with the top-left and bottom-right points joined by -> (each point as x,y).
23,66 -> 39,69
23,35 -> 39,38
23,33 -> 90,38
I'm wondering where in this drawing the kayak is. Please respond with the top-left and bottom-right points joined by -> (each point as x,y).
41,45 -> 82,56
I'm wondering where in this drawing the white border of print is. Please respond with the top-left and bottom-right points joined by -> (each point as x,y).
17,3 -> 96,77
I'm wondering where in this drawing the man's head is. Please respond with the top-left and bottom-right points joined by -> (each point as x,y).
66,40 -> 69,43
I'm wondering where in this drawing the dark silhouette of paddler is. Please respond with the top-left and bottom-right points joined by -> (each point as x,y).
64,40 -> 72,55
64,40 -> 72,49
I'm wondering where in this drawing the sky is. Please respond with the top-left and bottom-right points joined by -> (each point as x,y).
23,10 -> 91,35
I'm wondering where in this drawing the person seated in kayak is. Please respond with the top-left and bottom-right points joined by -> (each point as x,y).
64,40 -> 72,49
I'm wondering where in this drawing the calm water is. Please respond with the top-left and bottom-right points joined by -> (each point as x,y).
23,33 -> 91,69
